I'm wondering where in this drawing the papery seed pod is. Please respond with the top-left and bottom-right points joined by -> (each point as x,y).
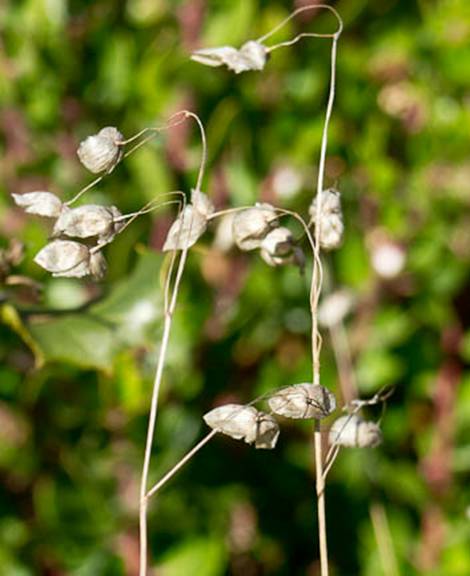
203,403 -> 279,449
11,192 -> 62,218
191,41 -> 267,74
77,127 -> 123,174
213,213 -> 235,252
260,226 -> 294,267
53,205 -> 120,241
191,189 -> 215,217
268,384 -> 336,419
163,205 -> 208,251
89,251 -> 107,280
328,415 -> 382,448
318,289 -> 355,328
309,188 -> 344,250
237,41 -> 267,72
252,411 -> 279,449
232,203 -> 278,251
34,240 -> 91,278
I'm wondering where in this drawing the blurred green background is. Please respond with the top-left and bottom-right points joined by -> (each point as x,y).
1,0 -> 470,574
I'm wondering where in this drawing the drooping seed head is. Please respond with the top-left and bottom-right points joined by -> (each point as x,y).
203,403 -> 279,449
53,205 -> 118,241
191,41 -> 267,74
77,126 -> 123,174
34,240 -> 91,278
309,189 -> 344,250
89,251 -> 107,280
232,203 -> 278,251
268,384 -> 336,419
163,205 -> 208,251
191,189 -> 215,217
260,226 -> 295,267
12,191 -> 63,218
328,414 -> 383,448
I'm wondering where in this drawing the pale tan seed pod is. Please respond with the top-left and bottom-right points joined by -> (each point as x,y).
53,205 -> 120,241
34,240 -> 91,278
232,203 -> 279,251
163,205 -> 208,251
318,289 -> 355,328
11,191 -> 62,218
191,189 -> 215,217
77,127 -> 123,174
191,40 -> 267,74
89,251 -> 107,280
309,188 -> 344,250
268,384 -> 336,419
260,226 -> 294,267
203,403 -> 279,449
237,41 -> 267,72
328,414 -> 382,448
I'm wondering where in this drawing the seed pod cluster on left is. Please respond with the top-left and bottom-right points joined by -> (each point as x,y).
12,127 -> 129,280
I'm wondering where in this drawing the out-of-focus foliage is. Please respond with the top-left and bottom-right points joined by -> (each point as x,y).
1,0 -> 470,574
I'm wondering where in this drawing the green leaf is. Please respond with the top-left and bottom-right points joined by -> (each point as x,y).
156,537 -> 227,576
29,315 -> 116,371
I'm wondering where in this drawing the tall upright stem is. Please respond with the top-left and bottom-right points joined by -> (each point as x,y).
139,248 -> 189,576
314,421 -> 328,576
138,112 -> 207,576
311,32 -> 340,576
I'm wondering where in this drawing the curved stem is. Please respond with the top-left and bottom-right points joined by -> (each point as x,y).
258,4 -> 343,51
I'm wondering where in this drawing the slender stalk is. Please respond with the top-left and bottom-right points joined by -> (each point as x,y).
311,30 -> 341,576
138,112 -> 207,576
146,430 -> 217,500
314,421 -> 328,576
139,248 -> 188,576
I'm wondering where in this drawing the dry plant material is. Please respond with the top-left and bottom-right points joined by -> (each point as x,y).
232,203 -> 279,251
34,240 -> 94,279
77,126 -> 124,174
53,204 -> 123,242
191,41 -> 268,74
260,226 -> 295,267
11,191 -> 63,218
329,414 -> 382,448
203,403 -> 280,449
309,188 -> 344,250
163,189 -> 214,251
268,384 -> 336,419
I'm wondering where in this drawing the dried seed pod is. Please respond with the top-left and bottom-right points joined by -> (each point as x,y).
34,240 -> 91,278
318,289 -> 355,328
163,205 -> 208,251
260,226 -> 295,267
329,415 -> 382,448
232,203 -> 278,251
53,205 -> 121,242
268,384 -> 336,419
77,126 -> 123,174
11,191 -> 62,218
203,403 -> 279,449
89,251 -> 107,280
309,188 -> 344,250
191,189 -> 215,217
191,40 -> 267,74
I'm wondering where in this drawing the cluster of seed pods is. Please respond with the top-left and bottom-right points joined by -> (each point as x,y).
12,128 -> 127,280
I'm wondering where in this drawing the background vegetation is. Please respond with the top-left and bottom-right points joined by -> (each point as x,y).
1,0 -> 470,574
